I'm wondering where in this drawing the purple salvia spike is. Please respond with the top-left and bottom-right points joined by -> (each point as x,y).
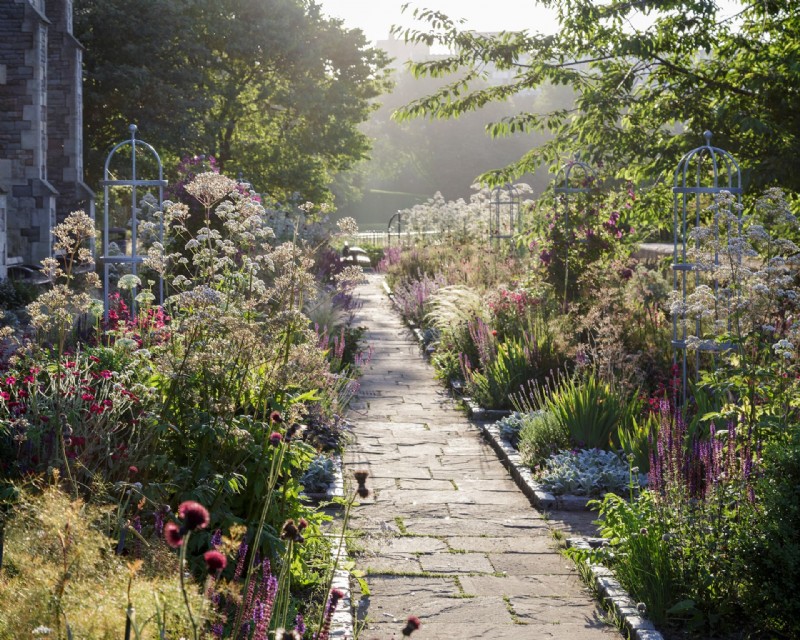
210,528 -> 222,549
295,613 -> 306,637
233,540 -> 248,581
252,600 -> 269,640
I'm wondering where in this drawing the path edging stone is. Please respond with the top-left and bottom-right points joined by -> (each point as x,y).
567,538 -> 665,640
464,398 -> 513,421
328,533 -> 355,639
478,421 -> 592,511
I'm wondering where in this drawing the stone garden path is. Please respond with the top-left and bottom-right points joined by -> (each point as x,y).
344,274 -> 617,639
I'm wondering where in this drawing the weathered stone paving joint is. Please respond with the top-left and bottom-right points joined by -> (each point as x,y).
345,274 -> 617,639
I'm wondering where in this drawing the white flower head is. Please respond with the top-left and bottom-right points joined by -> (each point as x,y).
118,274 -> 142,291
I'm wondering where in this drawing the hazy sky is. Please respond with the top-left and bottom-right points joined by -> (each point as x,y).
317,0 -> 561,42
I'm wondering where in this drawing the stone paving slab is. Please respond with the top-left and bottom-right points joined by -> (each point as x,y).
345,274 -> 617,639
444,535 -> 556,554
458,574 -> 589,597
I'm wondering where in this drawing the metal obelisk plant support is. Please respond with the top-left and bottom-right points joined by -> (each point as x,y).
672,131 -> 742,407
100,124 -> 167,319
553,155 -> 595,311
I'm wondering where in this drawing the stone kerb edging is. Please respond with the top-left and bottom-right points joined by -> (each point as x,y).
463,398 -> 512,421
566,538 -> 665,640
302,462 -> 354,637
328,533 -> 355,640
478,421 -> 592,511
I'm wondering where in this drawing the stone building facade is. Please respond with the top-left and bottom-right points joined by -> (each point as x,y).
0,0 -> 94,279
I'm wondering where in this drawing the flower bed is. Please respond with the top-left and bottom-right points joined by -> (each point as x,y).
0,173 -> 372,637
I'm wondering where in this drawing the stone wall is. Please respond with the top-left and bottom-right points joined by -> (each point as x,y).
0,0 -> 94,272
45,0 -> 94,223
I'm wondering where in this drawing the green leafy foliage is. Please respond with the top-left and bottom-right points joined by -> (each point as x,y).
515,370 -> 634,449
394,1 -> 800,194
74,0 -> 391,202
578,490 -> 676,627
743,434 -> 800,637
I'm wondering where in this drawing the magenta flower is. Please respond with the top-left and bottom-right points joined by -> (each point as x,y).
177,500 -> 210,531
402,615 -> 422,636
164,521 -> 184,548
203,550 -> 227,574
269,432 -> 283,447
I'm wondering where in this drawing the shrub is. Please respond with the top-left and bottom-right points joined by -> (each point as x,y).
494,412 -> 527,447
586,401 -> 760,635
517,410 -> 570,468
744,433 -> 800,637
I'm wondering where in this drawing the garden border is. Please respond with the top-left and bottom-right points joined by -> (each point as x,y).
566,538 -> 665,640
378,274 -> 666,638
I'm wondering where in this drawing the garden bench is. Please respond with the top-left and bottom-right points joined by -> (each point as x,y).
341,244 -> 371,267
6,256 -> 49,285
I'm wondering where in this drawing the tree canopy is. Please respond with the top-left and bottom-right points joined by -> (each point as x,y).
394,0 -> 800,191
75,0 -> 390,202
